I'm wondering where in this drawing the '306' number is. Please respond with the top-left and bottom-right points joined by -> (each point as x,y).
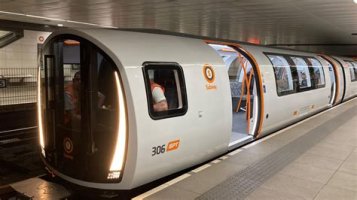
152,145 -> 166,156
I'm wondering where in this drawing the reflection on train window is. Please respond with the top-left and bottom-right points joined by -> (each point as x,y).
307,58 -> 325,88
291,57 -> 311,89
143,63 -> 187,120
267,55 -> 294,95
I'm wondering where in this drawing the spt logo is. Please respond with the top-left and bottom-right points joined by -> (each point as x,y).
167,140 -> 180,152
203,64 -> 217,90
63,137 -> 74,160
203,64 -> 215,83
63,137 -> 73,154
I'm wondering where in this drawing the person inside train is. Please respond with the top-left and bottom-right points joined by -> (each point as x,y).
64,71 -> 105,125
148,70 -> 168,112
64,71 -> 81,125
300,72 -> 307,87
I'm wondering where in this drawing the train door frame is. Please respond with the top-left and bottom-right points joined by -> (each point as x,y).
319,55 -> 340,105
205,41 -> 264,139
332,57 -> 347,103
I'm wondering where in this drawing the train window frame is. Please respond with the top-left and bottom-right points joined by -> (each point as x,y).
345,61 -> 357,82
265,52 -> 327,96
291,56 -> 313,91
266,54 -> 295,96
352,62 -> 357,81
142,62 -> 188,120
306,57 -> 326,88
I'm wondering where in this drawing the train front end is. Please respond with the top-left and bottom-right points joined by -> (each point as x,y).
37,33 -> 129,189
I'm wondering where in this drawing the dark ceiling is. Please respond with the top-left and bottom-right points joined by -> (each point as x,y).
0,0 -> 356,56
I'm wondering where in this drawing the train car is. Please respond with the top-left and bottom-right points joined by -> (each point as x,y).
37,28 -> 357,190
332,56 -> 357,100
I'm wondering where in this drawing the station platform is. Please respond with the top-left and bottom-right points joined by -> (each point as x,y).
134,98 -> 357,200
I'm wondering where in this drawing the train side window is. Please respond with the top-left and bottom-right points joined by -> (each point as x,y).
267,55 -> 294,96
353,62 -> 357,82
346,61 -> 357,82
143,62 -> 188,120
291,57 -> 312,90
307,58 -> 325,88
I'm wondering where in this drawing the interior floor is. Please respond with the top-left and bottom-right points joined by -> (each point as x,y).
230,111 -> 253,148
232,111 -> 248,135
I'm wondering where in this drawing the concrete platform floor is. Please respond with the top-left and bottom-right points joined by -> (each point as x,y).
134,98 -> 357,200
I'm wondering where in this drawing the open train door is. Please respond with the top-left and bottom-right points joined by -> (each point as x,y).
318,55 -> 340,106
207,42 -> 264,149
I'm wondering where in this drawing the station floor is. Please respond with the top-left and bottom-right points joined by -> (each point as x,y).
134,98 -> 357,200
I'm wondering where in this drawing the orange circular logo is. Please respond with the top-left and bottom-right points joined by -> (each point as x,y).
63,137 -> 73,154
203,64 -> 215,83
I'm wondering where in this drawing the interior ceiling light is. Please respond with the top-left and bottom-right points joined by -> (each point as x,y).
354,0 -> 357,4
57,23 -> 64,27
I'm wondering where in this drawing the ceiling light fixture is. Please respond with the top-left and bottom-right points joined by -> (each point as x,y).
57,24 -> 64,27
354,0 -> 357,4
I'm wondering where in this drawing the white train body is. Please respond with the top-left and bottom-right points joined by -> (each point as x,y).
37,29 -> 357,190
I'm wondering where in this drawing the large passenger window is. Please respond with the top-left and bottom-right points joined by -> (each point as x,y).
266,53 -> 326,96
143,62 -> 187,119
267,55 -> 294,96
307,58 -> 325,88
291,57 -> 311,89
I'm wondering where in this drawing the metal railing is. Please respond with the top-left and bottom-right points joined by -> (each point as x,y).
0,68 -> 37,112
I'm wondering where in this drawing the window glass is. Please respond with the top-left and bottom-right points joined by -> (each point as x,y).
267,55 -> 294,95
63,44 -> 81,129
143,63 -> 187,119
346,61 -> 357,81
95,53 -> 118,129
353,62 -> 357,81
308,58 -> 325,87
291,57 -> 311,89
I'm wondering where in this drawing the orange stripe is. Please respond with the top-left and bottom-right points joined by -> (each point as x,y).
205,40 -> 265,138
319,54 -> 340,105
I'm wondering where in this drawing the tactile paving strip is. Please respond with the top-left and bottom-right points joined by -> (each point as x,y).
197,105 -> 357,200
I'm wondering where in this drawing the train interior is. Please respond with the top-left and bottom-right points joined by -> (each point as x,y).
40,36 -> 123,183
208,44 -> 258,147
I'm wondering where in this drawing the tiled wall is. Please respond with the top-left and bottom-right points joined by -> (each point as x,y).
0,30 -> 51,106
0,30 -> 51,69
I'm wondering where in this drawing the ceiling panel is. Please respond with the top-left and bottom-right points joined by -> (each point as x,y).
0,0 -> 356,55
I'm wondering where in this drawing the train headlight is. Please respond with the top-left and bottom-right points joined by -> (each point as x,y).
108,71 -> 127,179
37,67 -> 45,157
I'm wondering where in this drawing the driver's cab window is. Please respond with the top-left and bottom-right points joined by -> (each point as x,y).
62,40 -> 81,129
143,62 -> 187,120
60,39 -> 118,136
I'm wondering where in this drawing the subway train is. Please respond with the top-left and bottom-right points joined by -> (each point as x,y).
37,28 -> 357,190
